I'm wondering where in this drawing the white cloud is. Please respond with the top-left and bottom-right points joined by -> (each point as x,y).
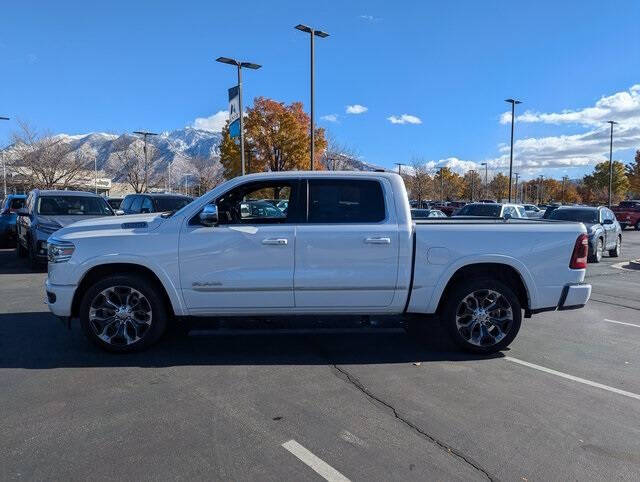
192,110 -> 228,132
387,114 -> 422,125
321,114 -> 339,122
346,104 -> 368,114
359,14 -> 380,21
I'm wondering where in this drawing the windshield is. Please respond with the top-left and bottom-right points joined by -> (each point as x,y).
549,208 -> 598,223
456,204 -> 501,217
155,197 -> 193,213
37,196 -> 113,216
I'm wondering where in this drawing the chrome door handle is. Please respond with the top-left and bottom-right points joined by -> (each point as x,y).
364,237 -> 391,245
262,238 -> 288,246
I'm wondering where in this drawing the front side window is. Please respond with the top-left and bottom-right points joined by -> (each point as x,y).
308,179 -> 385,223
129,196 -> 143,213
217,181 -> 294,225
141,197 -> 154,213
154,196 -> 193,213
37,196 -> 113,216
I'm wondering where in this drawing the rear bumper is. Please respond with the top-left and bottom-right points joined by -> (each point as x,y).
45,279 -> 76,317
528,283 -> 591,315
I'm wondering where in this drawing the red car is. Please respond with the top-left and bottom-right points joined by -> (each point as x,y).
612,200 -> 640,230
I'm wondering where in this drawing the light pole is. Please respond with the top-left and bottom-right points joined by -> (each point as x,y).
562,175 -> 568,204
133,131 -> 158,192
295,24 -> 329,171
504,99 -> 522,202
216,57 -> 262,177
513,172 -> 519,203
469,169 -> 476,201
1,116 -> 9,197
538,175 -> 544,204
394,162 -> 406,175
481,162 -> 488,199
607,121 -> 617,207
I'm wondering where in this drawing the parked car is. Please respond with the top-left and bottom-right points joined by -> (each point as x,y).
16,190 -> 115,267
106,197 -> 124,211
0,194 -> 27,247
45,171 -> 591,354
548,206 -> 621,263
542,204 -> 561,219
612,200 -> 640,230
410,208 -> 447,219
453,202 -> 526,218
523,204 -> 543,218
119,193 -> 193,215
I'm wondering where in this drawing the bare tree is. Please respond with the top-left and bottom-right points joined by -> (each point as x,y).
321,134 -> 359,170
405,160 -> 432,204
111,135 -> 162,193
9,121 -> 89,189
190,155 -> 224,195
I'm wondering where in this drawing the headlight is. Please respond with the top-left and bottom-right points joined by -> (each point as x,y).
37,223 -> 60,235
47,239 -> 75,263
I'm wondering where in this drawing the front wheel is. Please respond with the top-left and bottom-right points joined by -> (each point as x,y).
79,274 -> 168,352
589,238 -> 603,263
442,278 -> 522,354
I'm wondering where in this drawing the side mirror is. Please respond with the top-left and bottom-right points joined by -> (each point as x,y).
199,204 -> 219,227
602,218 -> 614,225
503,212 -> 513,220
115,210 -> 125,216
16,208 -> 29,217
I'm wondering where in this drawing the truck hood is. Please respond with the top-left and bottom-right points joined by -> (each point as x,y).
37,214 -> 110,229
51,213 -> 166,239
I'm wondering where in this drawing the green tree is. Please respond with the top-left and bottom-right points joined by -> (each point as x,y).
582,161 -> 629,204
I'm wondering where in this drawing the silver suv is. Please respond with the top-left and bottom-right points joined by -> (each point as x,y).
16,190 -> 114,267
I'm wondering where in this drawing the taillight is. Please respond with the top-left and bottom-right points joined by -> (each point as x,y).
570,233 -> 588,269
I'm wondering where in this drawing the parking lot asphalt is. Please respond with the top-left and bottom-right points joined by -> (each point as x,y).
1,232 -> 639,481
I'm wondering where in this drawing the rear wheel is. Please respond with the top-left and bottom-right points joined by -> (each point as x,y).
608,235 -> 621,257
635,220 -> 640,231
442,278 -> 522,354
79,274 -> 168,353
16,239 -> 27,258
589,238 -> 603,263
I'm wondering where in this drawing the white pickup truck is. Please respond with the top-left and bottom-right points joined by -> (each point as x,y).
45,171 -> 591,353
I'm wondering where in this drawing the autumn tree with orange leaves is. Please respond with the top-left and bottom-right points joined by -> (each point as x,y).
220,97 -> 327,179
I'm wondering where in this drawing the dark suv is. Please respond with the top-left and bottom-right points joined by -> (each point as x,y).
119,193 -> 193,215
0,194 -> 27,247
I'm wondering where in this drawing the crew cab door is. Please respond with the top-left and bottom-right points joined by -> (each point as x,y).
179,179 -> 299,312
294,178 -> 399,308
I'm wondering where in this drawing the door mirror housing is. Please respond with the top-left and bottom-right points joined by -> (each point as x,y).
115,210 -> 125,216
503,212 -> 513,220
16,208 -> 29,217
199,204 -> 219,227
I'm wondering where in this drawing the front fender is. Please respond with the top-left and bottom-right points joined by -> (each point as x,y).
73,254 -> 187,316
424,254 -> 537,313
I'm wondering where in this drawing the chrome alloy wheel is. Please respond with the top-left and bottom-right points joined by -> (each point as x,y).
88,286 -> 152,346
455,289 -> 513,347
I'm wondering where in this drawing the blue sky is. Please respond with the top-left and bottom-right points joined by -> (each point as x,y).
1,0 -> 639,180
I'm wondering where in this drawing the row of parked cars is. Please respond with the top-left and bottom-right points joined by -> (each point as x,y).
410,200 -> 627,263
0,190 -> 192,267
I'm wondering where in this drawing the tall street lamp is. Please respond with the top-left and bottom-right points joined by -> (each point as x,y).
216,57 -> 262,177
481,162 -> 488,199
504,98 -> 522,202
133,131 -> 158,192
1,116 -> 9,197
562,175 -> 568,203
607,120 -> 618,207
469,169 -> 476,202
513,172 -> 519,203
295,24 -> 329,171
394,162 -> 406,175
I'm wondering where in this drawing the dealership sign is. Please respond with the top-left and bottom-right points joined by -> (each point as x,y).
228,86 -> 240,138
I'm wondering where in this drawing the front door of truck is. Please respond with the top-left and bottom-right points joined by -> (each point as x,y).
179,179 -> 300,312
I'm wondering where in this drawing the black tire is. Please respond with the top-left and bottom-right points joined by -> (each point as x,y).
441,278 -> 522,354
588,238 -> 603,263
608,235 -> 621,257
27,239 -> 40,270
79,274 -> 168,353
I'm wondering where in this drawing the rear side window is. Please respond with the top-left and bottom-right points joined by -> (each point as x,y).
120,196 -> 134,212
308,179 -> 385,223
129,196 -> 143,213
9,198 -> 25,211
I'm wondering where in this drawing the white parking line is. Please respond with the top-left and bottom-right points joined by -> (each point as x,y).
505,357 -> 640,401
282,439 -> 350,482
604,318 -> 640,328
